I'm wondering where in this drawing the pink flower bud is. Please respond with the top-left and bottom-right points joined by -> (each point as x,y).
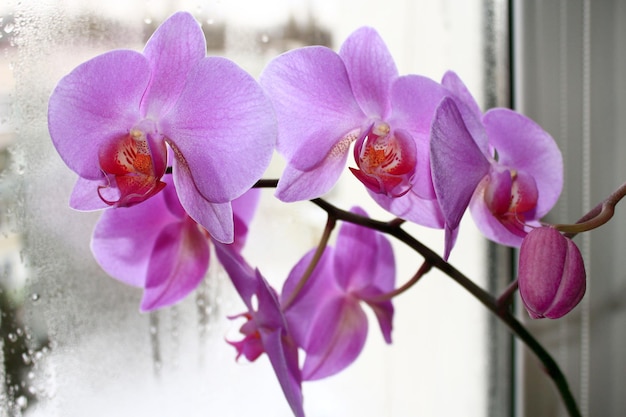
518,227 -> 586,319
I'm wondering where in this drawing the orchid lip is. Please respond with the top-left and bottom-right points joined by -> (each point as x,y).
97,119 -> 167,207
351,121 -> 417,197
483,165 -> 539,236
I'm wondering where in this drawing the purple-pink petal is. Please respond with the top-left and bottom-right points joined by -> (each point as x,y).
300,296 -> 368,381
69,177 -> 113,211
161,56 -> 276,205
387,75 -> 449,200
430,97 -> 491,258
48,50 -> 149,179
339,27 -> 398,118
275,149 -> 350,202
259,46 -> 365,171
483,108 -> 563,216
140,219 -> 209,311
441,71 -> 489,153
469,192 -> 539,247
230,188 -> 261,253
90,182 -> 179,288
368,190 -> 445,229
141,12 -> 206,119
260,328 -> 305,417
171,154 -> 234,243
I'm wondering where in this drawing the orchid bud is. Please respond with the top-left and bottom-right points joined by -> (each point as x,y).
518,227 -> 586,319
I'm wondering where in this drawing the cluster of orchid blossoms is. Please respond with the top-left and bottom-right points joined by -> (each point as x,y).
47,11 -> 610,417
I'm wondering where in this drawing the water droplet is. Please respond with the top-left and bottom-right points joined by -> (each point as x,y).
149,325 -> 157,335
15,396 -> 27,409
206,18 -> 214,25
261,34 -> 269,43
7,332 -> 17,342
144,17 -> 152,25
3,23 -> 14,34
21,352 -> 31,365
31,293 -> 40,302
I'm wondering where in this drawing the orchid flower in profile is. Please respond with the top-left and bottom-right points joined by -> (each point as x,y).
91,174 -> 260,312
216,244 -> 304,417
260,26 -> 450,228
517,227 -> 586,319
282,207 -> 396,381
430,86 -> 563,258
48,11 -> 276,243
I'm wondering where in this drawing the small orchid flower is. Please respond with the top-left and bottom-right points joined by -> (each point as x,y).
430,92 -> 563,258
260,27 -> 449,228
518,227 -> 586,319
91,175 -> 260,312
216,244 -> 304,417
282,207 -> 395,380
48,11 -> 276,243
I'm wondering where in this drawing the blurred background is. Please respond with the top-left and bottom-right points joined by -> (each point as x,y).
0,0 -> 623,416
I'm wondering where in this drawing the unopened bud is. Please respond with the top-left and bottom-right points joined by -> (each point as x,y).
518,227 -> 586,319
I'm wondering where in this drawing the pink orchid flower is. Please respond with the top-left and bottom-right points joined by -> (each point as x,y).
48,11 -> 276,243
260,27 -> 450,228
282,207 -> 395,381
216,244 -> 304,417
91,174 -> 260,312
430,84 -> 563,258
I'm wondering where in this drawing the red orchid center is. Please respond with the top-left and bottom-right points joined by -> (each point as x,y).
350,122 -> 417,198
98,121 -> 167,207
484,167 -> 539,236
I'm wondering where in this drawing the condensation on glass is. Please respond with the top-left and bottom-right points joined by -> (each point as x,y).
0,1 -> 493,416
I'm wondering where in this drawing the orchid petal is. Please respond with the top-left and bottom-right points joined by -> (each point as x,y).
172,154 -> 234,243
430,97 -> 491,258
259,46 -> 365,171
333,209 -> 381,290
162,56 -> 276,205
214,243 -> 257,311
368,190 -> 445,228
91,185 -> 178,287
469,188 -> 538,247
388,75 -> 449,199
69,176 -> 113,211
441,71 -> 489,154
140,219 -> 210,311
301,296 -> 368,381
260,328 -> 304,417
231,188 -> 261,253
141,12 -> 206,119
275,148 -> 349,202
483,108 -> 563,216
48,50 -> 149,179
362,294 -> 394,344
282,249 -> 336,345
339,27 -> 398,117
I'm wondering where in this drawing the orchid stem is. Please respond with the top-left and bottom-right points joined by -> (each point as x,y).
369,261 -> 431,303
281,215 -> 336,311
554,179 -> 626,236
496,279 -> 519,312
